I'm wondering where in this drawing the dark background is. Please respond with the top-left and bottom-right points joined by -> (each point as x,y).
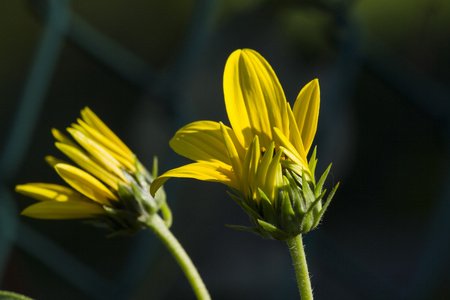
1,0 -> 450,299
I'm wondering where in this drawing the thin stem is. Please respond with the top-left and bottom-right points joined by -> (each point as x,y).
143,214 -> 211,300
286,234 -> 313,300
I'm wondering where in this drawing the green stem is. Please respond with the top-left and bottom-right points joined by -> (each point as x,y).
144,214 -> 211,300
286,234 -> 313,300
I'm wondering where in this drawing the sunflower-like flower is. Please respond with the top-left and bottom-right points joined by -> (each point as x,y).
151,49 -> 338,240
16,107 -> 169,235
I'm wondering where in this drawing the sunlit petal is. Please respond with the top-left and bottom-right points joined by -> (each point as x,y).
150,161 -> 237,197
68,128 -> 127,182
256,142 -> 276,197
55,142 -> 123,189
55,164 -> 118,205
45,155 -> 68,168
220,122 -> 242,184
223,49 -> 289,148
264,149 -> 284,203
169,121 -> 244,164
273,127 -> 308,168
15,183 -> 87,203
52,128 -> 80,150
80,107 -> 133,158
77,118 -> 135,172
242,135 -> 260,200
21,201 -> 105,219
292,79 -> 320,154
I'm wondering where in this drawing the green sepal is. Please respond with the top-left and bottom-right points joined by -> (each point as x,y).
100,206 -> 141,236
160,202 -> 173,228
308,146 -> 318,184
117,182 -> 141,215
285,171 -> 306,216
312,182 -> 339,229
227,191 -> 262,220
301,171 -> 319,211
154,185 -> 167,209
151,156 -> 158,179
131,181 -> 157,214
300,191 -> 324,233
257,219 -> 289,240
258,188 -> 278,227
225,224 -> 261,235
315,163 -> 332,198
280,188 -> 299,236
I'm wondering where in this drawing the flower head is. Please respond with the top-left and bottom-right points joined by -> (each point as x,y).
151,49 -> 338,240
16,107 -> 169,235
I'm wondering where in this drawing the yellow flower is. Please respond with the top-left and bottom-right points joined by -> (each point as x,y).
151,49 -> 337,239
16,107 -> 168,234
151,49 -> 317,194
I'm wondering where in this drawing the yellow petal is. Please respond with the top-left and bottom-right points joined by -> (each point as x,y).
223,49 -> 289,148
273,127 -> 308,168
242,135 -> 260,200
220,122 -> 242,184
45,155 -> 68,168
52,128 -> 80,150
287,104 -> 307,160
55,142 -> 123,189
55,164 -> 118,205
150,161 -> 237,197
15,183 -> 87,203
67,128 -> 127,182
256,142 -> 276,198
80,107 -> 133,158
169,121 -> 244,164
21,201 -> 105,219
76,118 -> 135,172
292,79 -> 320,154
264,149 -> 284,203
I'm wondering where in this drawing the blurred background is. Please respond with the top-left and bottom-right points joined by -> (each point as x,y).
1,0 -> 450,299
